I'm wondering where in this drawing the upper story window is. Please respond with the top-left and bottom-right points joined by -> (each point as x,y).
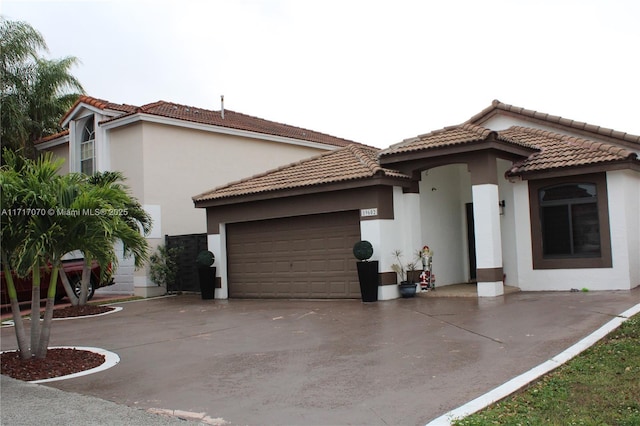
528,173 -> 612,269
80,118 -> 95,175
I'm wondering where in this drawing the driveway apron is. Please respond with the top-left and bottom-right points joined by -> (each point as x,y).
2,290 -> 639,425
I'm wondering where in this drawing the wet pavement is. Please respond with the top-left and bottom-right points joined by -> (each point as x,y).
2,289 -> 640,425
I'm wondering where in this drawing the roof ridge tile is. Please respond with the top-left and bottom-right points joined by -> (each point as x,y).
348,144 -> 383,174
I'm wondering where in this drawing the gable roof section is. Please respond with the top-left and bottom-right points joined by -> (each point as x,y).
468,99 -> 640,151
60,95 -> 138,125
502,126 -> 638,176
379,123 -> 538,158
193,144 -> 409,205
379,121 -> 637,177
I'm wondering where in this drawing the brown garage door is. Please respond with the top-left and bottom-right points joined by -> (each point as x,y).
227,211 -> 361,298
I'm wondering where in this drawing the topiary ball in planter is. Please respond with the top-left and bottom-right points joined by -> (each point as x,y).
353,240 -> 374,261
196,250 -> 215,267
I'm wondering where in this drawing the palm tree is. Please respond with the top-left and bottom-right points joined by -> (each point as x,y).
1,150 -> 151,359
40,172 -> 151,356
0,17 -> 83,158
1,150 -> 64,358
58,171 -> 151,307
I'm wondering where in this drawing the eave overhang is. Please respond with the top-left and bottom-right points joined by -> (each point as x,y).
193,174 -> 410,209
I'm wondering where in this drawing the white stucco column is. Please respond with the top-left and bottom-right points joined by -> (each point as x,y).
209,227 -> 227,299
472,184 -> 504,297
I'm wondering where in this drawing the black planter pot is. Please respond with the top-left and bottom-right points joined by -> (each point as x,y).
356,261 -> 379,302
198,266 -> 216,300
398,282 -> 416,298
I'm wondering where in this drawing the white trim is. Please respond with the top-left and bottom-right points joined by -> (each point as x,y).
35,134 -> 69,150
52,306 -> 123,321
61,103 -> 123,128
0,347 -> 120,383
100,113 -> 343,151
31,346 -> 120,383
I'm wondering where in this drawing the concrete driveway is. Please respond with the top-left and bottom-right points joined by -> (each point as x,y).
2,289 -> 639,425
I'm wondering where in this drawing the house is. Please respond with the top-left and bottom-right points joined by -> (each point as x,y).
193,101 -> 640,299
36,95 -> 361,297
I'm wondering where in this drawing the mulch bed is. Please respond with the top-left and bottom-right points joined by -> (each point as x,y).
2,304 -> 114,381
1,348 -> 105,381
50,304 -> 114,318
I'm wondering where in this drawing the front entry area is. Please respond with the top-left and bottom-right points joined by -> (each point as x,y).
226,211 -> 362,298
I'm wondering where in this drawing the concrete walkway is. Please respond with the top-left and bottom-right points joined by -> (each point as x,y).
2,289 -> 639,425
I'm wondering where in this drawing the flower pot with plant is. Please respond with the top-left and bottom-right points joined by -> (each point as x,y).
353,240 -> 378,302
196,250 -> 216,300
391,250 -> 419,298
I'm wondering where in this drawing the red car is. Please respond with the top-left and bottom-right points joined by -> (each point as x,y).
1,259 -> 114,306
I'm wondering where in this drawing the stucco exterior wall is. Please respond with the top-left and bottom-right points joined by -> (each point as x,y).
419,165 -> 471,287
497,159 -> 518,287
47,142 -> 70,175
360,187 -> 420,300
104,124 -> 145,294
109,124 -> 145,201
105,121 -> 332,293
607,169 -> 639,288
140,122 -> 330,238
513,170 -> 637,292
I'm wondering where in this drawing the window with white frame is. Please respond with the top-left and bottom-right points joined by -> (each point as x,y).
80,117 -> 95,175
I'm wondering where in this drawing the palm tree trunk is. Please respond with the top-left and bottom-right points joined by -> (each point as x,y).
36,265 -> 59,359
79,261 -> 91,306
1,255 -> 31,359
29,266 -> 41,355
59,267 -> 79,306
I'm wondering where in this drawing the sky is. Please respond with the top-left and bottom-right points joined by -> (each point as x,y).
3,0 -> 640,148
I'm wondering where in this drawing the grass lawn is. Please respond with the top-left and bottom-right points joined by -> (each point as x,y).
453,313 -> 640,426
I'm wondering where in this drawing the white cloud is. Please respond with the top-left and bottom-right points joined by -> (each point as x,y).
3,0 -> 640,147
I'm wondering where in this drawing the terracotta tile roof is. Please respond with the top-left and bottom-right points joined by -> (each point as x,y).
60,95 -> 138,124
502,126 -> 638,176
468,99 -> 640,148
379,122 -> 637,176
35,129 -> 69,145
193,144 -> 409,202
112,100 -> 360,148
59,95 -> 359,148
378,123 -> 537,157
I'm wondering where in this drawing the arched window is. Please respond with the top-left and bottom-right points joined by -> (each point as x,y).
539,183 -> 599,257
80,117 -> 95,175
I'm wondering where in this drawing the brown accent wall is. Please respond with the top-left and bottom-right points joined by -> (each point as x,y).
205,186 -> 394,234
379,271 -> 397,286
476,267 -> 504,282
467,151 -> 499,185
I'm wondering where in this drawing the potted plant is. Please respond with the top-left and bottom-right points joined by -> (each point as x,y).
391,250 -> 418,298
196,250 -> 216,300
353,240 -> 378,302
149,244 -> 182,293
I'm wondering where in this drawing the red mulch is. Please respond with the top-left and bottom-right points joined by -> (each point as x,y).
2,305 -> 114,381
1,348 -> 105,381
51,304 -> 114,318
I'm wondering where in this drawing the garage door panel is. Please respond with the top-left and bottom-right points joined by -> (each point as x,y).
227,211 -> 361,299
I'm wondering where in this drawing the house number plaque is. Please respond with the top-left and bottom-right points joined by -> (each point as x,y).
360,208 -> 378,217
